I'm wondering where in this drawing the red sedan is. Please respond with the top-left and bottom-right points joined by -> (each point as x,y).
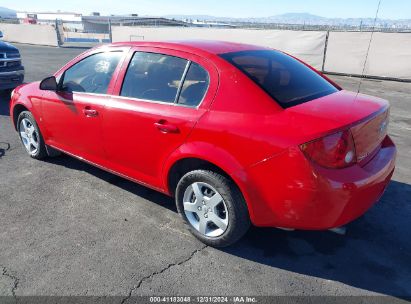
10,41 -> 396,247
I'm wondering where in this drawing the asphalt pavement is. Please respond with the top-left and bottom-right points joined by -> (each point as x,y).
0,44 -> 410,302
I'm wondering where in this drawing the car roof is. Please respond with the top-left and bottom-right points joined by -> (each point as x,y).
109,40 -> 269,56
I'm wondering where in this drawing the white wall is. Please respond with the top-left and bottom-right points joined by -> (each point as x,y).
112,26 -> 411,80
16,12 -> 82,22
112,26 -> 327,69
0,23 -> 58,47
2,23 -> 410,80
324,32 -> 370,75
325,32 -> 411,79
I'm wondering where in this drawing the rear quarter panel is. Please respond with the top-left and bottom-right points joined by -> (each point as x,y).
163,57 -> 392,226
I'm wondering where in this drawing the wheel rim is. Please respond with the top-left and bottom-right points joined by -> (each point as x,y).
19,118 -> 39,155
183,182 -> 229,237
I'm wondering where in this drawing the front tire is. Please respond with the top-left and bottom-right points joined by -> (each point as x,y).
17,111 -> 47,159
176,170 -> 250,247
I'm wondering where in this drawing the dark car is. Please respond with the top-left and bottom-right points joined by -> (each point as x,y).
0,31 -> 24,91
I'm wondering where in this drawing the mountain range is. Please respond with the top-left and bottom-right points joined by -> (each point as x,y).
1,8 -> 410,28
164,13 -> 411,27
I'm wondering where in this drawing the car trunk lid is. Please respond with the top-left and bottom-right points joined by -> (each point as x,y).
351,108 -> 389,164
287,90 -> 389,165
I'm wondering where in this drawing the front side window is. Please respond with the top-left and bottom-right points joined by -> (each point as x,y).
60,52 -> 122,94
121,52 -> 188,103
220,50 -> 339,108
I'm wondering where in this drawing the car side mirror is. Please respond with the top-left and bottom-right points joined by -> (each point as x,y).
0,31 -> 3,39
40,76 -> 58,91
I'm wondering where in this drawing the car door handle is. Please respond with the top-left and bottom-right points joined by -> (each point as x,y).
83,107 -> 98,117
154,121 -> 179,133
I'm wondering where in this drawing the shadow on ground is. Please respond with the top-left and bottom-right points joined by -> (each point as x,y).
226,180 -> 411,299
47,155 -> 177,212
46,154 -> 411,298
0,142 -> 11,158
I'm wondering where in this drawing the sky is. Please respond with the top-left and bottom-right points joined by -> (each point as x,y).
1,0 -> 410,19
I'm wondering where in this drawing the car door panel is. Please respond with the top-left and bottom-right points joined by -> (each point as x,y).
41,49 -> 127,166
103,98 -> 204,188
41,91 -> 107,163
102,47 -> 218,189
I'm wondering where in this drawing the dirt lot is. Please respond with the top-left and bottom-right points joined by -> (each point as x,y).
0,44 -> 410,302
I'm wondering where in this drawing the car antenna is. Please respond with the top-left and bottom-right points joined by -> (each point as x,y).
356,0 -> 382,97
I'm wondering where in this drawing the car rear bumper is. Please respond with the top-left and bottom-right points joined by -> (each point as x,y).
0,69 -> 24,90
243,135 -> 396,229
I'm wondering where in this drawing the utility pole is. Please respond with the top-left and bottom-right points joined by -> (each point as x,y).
55,19 -> 63,47
108,17 -> 112,43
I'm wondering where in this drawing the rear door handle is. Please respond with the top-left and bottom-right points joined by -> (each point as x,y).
83,106 -> 98,117
154,120 -> 179,133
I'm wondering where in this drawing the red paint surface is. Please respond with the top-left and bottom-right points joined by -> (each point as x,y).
10,41 -> 396,229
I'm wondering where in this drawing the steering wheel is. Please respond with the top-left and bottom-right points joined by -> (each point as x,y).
62,81 -> 85,93
78,74 -> 104,93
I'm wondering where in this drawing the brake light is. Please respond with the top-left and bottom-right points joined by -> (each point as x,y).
300,129 -> 357,169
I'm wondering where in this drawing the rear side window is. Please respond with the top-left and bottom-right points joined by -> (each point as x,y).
177,62 -> 209,107
61,52 -> 122,94
121,52 -> 188,103
220,50 -> 338,108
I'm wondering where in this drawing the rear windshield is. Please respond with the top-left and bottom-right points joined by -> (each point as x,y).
220,50 -> 339,108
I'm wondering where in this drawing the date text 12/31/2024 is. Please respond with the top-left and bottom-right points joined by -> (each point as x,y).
149,296 -> 258,303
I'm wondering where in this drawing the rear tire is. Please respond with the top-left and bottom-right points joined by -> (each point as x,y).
176,170 -> 250,247
17,111 -> 48,159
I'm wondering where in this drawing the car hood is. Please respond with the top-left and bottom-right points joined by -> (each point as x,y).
14,81 -> 39,94
0,40 -> 19,53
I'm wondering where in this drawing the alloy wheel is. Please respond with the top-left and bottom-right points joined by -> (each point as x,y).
183,182 -> 229,237
19,118 -> 39,155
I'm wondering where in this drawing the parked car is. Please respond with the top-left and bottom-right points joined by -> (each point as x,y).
10,41 -> 396,247
0,31 -> 24,92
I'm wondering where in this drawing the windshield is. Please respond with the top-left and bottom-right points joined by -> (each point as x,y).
220,50 -> 339,108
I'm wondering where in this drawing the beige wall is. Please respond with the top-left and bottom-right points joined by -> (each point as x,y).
113,26 -> 411,80
0,23 -> 58,47
362,32 -> 411,79
324,32 -> 371,75
325,32 -> 411,79
112,26 -> 327,69
64,32 -> 109,41
1,24 -> 410,80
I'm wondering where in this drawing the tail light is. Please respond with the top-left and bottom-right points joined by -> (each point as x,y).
300,129 -> 357,169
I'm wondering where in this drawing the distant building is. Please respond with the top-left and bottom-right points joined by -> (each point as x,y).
82,15 -> 189,33
16,11 -> 82,22
0,7 -> 17,19
186,19 -> 236,28
14,11 -> 189,33
16,11 -> 83,30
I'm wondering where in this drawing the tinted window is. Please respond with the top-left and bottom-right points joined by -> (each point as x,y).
177,62 -> 209,107
61,52 -> 122,94
121,52 -> 188,103
220,50 -> 338,108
